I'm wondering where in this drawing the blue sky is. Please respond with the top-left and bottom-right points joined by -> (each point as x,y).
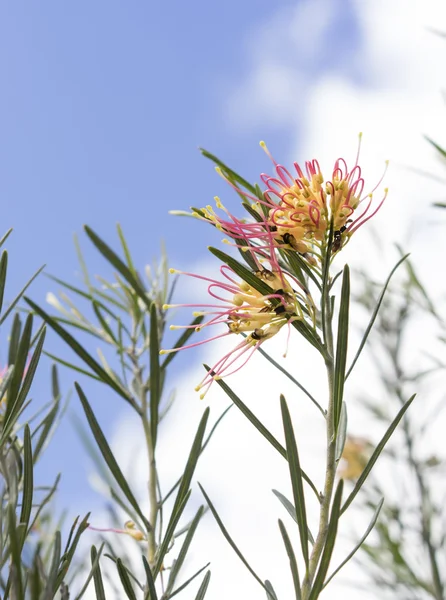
0,0 -> 363,505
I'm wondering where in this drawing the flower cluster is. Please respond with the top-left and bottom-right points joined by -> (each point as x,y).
161,264 -> 314,398
162,138 -> 387,396
197,135 -> 387,261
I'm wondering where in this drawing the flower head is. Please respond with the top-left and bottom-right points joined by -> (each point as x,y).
208,135 -> 388,262
161,264 -> 313,397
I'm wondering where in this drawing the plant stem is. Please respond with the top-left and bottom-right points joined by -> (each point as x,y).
301,258 -> 338,600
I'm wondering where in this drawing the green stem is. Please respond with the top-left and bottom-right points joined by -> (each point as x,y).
301,254 -> 337,600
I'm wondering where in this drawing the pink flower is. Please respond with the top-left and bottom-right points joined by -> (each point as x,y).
161,265 -> 314,398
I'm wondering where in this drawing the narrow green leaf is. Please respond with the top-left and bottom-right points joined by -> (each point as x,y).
169,564 -> 211,598
341,394 -> 416,514
76,383 -> 151,531
9,325 -> 46,422
0,228 -> 13,248
265,580 -> 278,600
333,265 -> 350,431
165,506 -> 204,595
91,545 -> 107,600
92,301 -> 118,344
84,225 -> 152,312
6,314 -> 33,419
41,530 -> 62,600
0,365 -> 14,403
171,408 -> 209,520
199,483 -> 270,594
160,315 -> 204,371
8,313 -> 22,365
308,480 -> 343,600
25,297 -> 133,404
19,425 -> 33,544
194,571 -> 211,600
117,224 -> 137,277
116,559 -> 137,600
162,404 -> 232,505
278,519 -> 301,600
55,514 -> 90,589
75,543 -> 105,599
0,250 -> 8,314
281,249 -> 322,292
335,402 -> 348,462
425,135 -> 446,159
280,395 -> 309,568
272,490 -> 314,545
154,490 -> 191,577
150,303 -> 160,449
200,147 -> 258,195
324,498 -> 384,587
0,264 -> 45,326
142,556 -> 158,600
33,401 -> 60,463
43,351 -> 104,382
8,506 -> 23,600
154,411 -> 209,575
210,372 -> 320,501
346,254 -> 408,379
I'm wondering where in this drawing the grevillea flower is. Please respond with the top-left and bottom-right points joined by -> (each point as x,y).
206,135 -> 388,262
160,265 -> 314,398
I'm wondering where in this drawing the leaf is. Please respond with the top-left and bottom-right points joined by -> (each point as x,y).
116,559 -> 137,600
346,254 -> 408,379
84,226 -> 152,312
272,490 -> 314,545
194,571 -> 211,600
76,383 -> 151,531
43,351 -> 104,383
5,313 -> 33,421
25,297 -> 133,405
0,264 -> 45,326
335,402 -> 348,462
142,556 -> 158,600
200,147 -> 258,195
19,425 -> 33,546
150,303 -> 160,448
169,564 -> 211,598
210,372 -> 320,501
154,409 -> 210,576
55,514 -> 90,589
91,545 -> 107,600
280,395 -> 309,568
116,224 -> 137,277
278,519 -> 301,600
425,135 -> 446,160
333,265 -> 350,431
308,480 -> 343,600
341,394 -> 416,514
165,506 -> 204,595
199,483 -> 271,594
75,543 -> 105,599
324,498 -> 384,587
0,250 -> 8,314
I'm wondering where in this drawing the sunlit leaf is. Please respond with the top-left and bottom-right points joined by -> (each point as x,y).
211,373 -> 320,501
333,265 -> 350,431
324,498 -> 384,587
150,303 -> 160,449
76,383 -> 151,531
278,519 -> 301,600
199,483 -> 271,595
308,480 -> 343,600
341,394 -> 416,514
280,395 -> 309,568
346,254 -> 408,379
